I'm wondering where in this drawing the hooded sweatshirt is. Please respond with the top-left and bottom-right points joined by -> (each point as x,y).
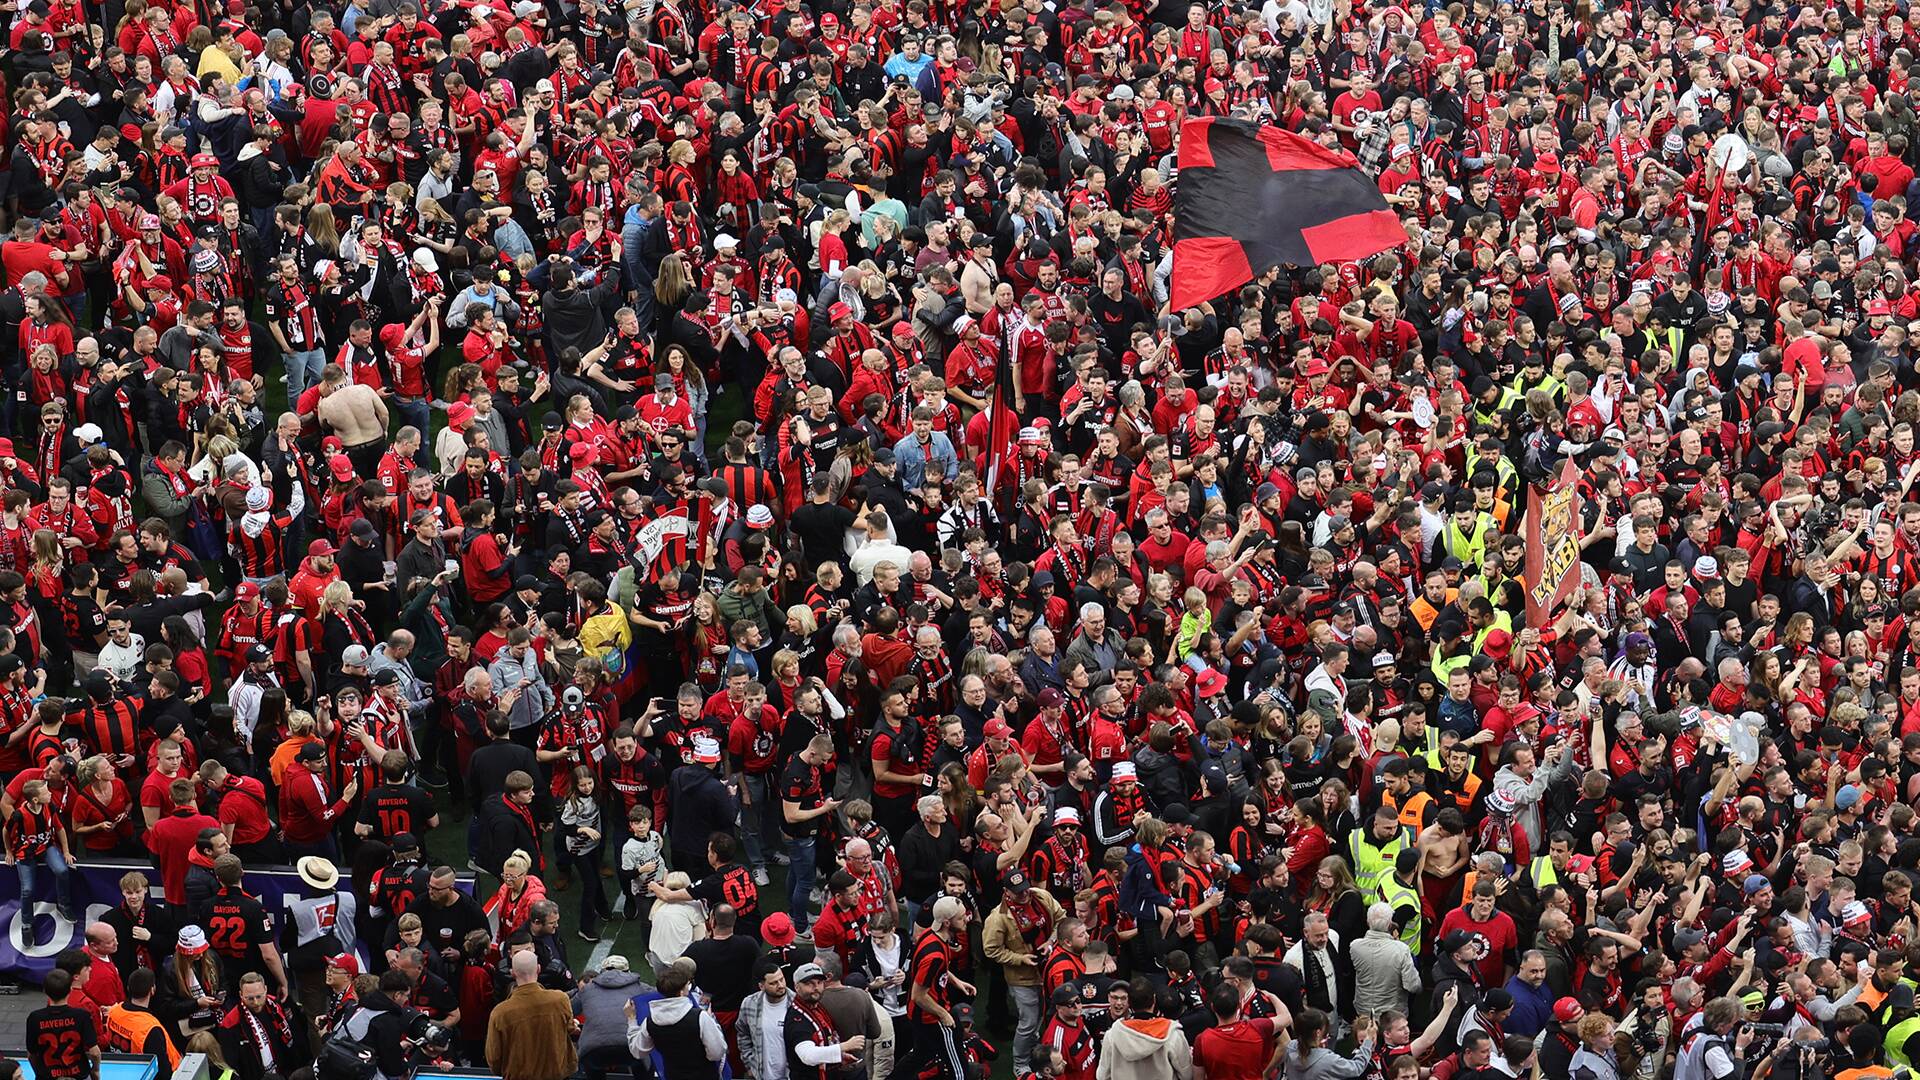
1097,1016 -> 1194,1080
626,995 -> 727,1065
570,967 -> 653,1056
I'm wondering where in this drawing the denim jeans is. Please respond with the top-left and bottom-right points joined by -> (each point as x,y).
287,348 -> 326,401
396,396 -> 431,440
17,847 -> 73,917
1010,983 -> 1041,1071
786,835 -> 817,932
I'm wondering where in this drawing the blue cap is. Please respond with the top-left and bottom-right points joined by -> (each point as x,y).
1836,784 -> 1863,810
1744,874 -> 1772,895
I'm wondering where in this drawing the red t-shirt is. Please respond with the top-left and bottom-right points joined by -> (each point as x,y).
70,780 -> 133,852
1193,1017 -> 1277,1080
217,776 -> 274,845
869,723 -> 922,799
139,768 -> 184,817
148,808 -> 220,903
1435,906 -> 1521,984
462,531 -> 511,603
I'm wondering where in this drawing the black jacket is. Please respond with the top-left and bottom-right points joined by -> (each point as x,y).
238,143 -> 289,211
477,792 -> 542,877
538,276 -> 619,361
665,763 -> 738,866
348,992 -> 420,1080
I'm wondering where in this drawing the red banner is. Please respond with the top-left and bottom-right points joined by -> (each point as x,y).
1523,459 -> 1584,626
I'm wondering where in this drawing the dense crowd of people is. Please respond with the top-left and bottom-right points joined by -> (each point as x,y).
7,0 -> 1920,1076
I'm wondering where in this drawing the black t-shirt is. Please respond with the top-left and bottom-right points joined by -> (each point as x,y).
203,886 -> 271,979
416,892 -> 490,959
692,863 -> 761,933
789,501 -> 856,568
360,783 -> 437,841
27,1003 -> 95,1078
683,933 -> 765,1010
780,756 -> 827,839
1722,576 -> 1760,624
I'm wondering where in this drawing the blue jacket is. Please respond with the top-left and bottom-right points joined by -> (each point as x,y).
891,431 -> 958,490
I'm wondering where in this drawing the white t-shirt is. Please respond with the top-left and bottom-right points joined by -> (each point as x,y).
760,996 -> 792,1080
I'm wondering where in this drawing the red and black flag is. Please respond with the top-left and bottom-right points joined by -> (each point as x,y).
1169,117 -> 1407,311
984,344 -> 1020,507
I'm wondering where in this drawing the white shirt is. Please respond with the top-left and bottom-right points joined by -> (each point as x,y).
99,633 -> 148,684
759,995 -> 792,1080
847,539 -> 914,585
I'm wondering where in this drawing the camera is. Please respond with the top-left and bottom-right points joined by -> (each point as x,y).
1745,1023 -> 1788,1037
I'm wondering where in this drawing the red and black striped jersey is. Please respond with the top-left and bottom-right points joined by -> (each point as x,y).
230,512 -> 293,579
70,695 -> 142,761
908,927 -> 953,1022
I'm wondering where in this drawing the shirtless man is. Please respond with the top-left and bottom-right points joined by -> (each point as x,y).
1418,806 -> 1472,922
315,364 -> 390,477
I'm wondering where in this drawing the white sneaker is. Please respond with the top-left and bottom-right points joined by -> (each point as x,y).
754,866 -> 771,887
773,852 -> 791,866
808,887 -> 826,907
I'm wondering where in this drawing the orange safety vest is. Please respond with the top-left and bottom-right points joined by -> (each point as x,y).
1439,771 -> 1483,812
105,1003 -> 182,1070
1384,789 -> 1435,831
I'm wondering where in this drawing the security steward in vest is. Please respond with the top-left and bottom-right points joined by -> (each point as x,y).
1442,493 -> 1498,571
1884,989 -> 1920,1069
1858,948 -> 1910,1024
1519,833 -> 1587,912
1432,740 -> 1482,816
1348,805 -> 1411,895
1377,758 -> 1437,832
105,969 -> 182,1069
1377,848 -> 1423,956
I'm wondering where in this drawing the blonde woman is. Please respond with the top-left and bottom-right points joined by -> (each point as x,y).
319,580 -> 378,684
645,870 -> 707,971
192,433 -> 253,491
817,208 -> 852,286
662,139 -> 700,205
655,254 -> 693,312
483,850 -> 548,940
269,710 -> 319,786
184,1032 -> 236,1080
302,202 -> 341,274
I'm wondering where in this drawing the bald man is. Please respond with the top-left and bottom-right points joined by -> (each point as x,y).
486,948 -> 579,1080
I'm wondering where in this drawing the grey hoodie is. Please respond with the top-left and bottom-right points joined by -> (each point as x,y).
1280,1039 -> 1375,1080
1096,1016 -> 1193,1080
571,967 -> 653,1057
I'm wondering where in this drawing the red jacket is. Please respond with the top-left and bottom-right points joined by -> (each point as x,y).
279,765 -> 350,843
148,807 -> 220,903
217,775 -> 273,845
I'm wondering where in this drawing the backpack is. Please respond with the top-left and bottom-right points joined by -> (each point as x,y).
315,1007 -> 380,1080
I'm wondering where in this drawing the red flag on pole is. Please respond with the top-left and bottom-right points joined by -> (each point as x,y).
983,343 -> 1020,505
